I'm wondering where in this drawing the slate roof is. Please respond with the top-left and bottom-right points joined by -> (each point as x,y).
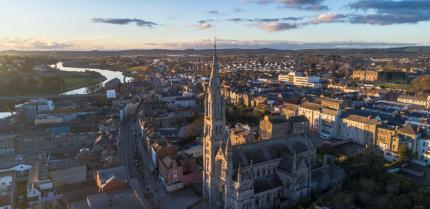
398,95 -> 427,102
300,102 -> 321,111
231,134 -> 313,168
268,115 -> 289,124
283,103 -> 299,111
321,108 -> 337,116
342,114 -> 379,125
97,166 -> 127,183
344,108 -> 405,126
254,174 -> 283,194
398,125 -> 418,136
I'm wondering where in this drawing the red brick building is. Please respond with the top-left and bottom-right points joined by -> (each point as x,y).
158,153 -> 202,192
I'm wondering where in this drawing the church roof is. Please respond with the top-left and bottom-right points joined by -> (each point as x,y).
254,174 -> 283,194
278,154 -> 294,173
231,134 -> 314,168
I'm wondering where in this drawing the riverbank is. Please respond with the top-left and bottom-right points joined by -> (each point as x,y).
58,76 -> 106,95
0,72 -> 105,97
61,60 -> 140,78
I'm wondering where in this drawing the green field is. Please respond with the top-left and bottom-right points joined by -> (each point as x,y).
62,77 -> 105,91
379,82 -> 411,90
0,76 -> 105,97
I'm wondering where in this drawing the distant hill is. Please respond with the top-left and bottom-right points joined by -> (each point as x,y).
1,47 -> 429,58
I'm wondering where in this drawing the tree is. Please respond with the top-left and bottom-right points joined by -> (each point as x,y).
398,144 -> 412,162
411,75 -> 430,94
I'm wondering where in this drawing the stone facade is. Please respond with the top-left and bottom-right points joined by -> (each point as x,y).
352,70 -> 379,81
340,114 -> 378,145
203,44 -> 344,209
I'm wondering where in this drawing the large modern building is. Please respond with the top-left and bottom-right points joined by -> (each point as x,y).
278,72 -> 321,88
203,44 -> 343,209
14,99 -> 54,121
352,70 -> 379,81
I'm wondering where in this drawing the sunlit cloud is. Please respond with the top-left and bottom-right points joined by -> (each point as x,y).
195,20 -> 214,30
348,0 -> 430,25
0,37 -> 73,50
91,18 -> 158,28
249,0 -> 329,11
310,13 -> 346,24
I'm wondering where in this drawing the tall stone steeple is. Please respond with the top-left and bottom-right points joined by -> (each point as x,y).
203,38 -> 227,205
206,39 -> 224,124
204,38 -> 225,140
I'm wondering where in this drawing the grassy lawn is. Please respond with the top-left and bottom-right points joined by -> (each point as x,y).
62,77 -> 105,91
0,76 -> 105,97
379,82 -> 411,90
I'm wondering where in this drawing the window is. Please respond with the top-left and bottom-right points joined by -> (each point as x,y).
255,197 -> 259,206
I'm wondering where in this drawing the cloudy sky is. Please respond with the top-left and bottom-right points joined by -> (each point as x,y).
0,0 -> 429,50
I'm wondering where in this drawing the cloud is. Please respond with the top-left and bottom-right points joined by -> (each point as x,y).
233,8 -> 244,13
310,13 -> 346,24
0,37 -> 426,50
226,16 -> 303,32
195,20 -> 213,30
258,22 -> 298,32
0,37 -> 74,50
347,0 -> 430,25
227,17 -> 303,23
249,0 -> 328,11
207,10 -> 224,16
145,39 -> 424,50
92,18 -> 158,28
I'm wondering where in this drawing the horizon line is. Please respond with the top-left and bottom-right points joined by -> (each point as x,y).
2,45 -> 430,52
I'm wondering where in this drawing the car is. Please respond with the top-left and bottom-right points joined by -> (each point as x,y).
144,190 -> 153,199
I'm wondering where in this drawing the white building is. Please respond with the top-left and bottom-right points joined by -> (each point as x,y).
298,102 -> 321,133
0,176 -> 13,209
27,161 -> 56,208
278,72 -> 321,88
340,114 -> 379,145
397,95 -> 428,107
416,138 -> 430,166
298,102 -> 340,140
15,99 -> 54,121
182,144 -> 203,158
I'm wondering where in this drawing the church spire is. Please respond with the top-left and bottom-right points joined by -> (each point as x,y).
210,37 -> 219,87
203,36 -> 227,205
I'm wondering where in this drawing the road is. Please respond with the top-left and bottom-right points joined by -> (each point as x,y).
119,115 -> 152,209
118,95 -> 201,209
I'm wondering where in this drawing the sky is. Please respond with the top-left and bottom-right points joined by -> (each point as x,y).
0,0 -> 429,50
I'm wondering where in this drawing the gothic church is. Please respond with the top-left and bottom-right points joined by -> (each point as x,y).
203,42 -> 344,209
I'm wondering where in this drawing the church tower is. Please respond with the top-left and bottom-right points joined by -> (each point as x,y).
203,39 -> 227,205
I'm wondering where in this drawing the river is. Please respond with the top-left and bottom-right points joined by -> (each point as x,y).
54,62 -> 133,95
0,112 -> 13,119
